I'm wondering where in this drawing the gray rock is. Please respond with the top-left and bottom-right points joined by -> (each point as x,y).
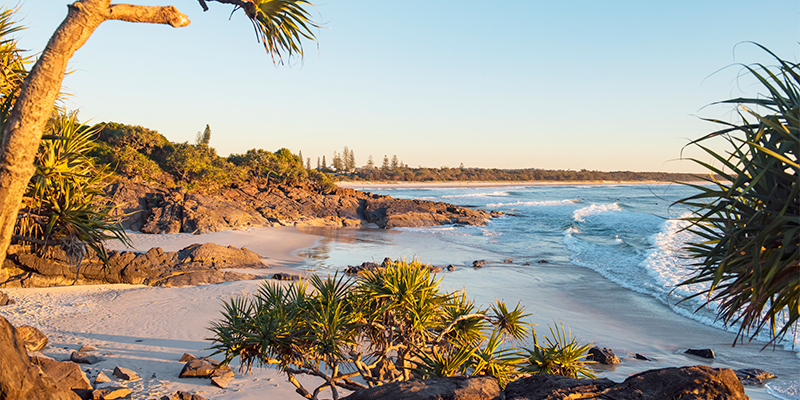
685,348 -> 715,359
172,391 -> 209,400
112,366 -> 139,381
70,351 -> 103,365
505,374 -> 615,400
272,272 -> 300,281
588,346 -> 620,365
17,324 -> 48,352
0,291 -> 11,305
634,353 -> 651,361
735,368 -> 776,385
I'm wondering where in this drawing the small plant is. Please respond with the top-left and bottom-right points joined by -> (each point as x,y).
209,259 -> 533,399
521,321 -> 597,379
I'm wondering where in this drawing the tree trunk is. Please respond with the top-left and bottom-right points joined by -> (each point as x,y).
0,0 -> 189,275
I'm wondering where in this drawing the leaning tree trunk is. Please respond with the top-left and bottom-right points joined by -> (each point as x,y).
0,0 -> 189,277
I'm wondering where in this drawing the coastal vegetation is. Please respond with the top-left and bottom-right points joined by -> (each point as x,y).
209,259 -> 596,400
677,44 -> 799,346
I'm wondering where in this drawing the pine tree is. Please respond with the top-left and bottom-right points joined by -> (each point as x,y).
348,149 -> 355,171
322,155 -> 327,170
332,151 -> 343,170
391,155 -> 399,171
381,155 -> 389,171
306,157 -> 311,170
317,157 -> 321,170
298,150 -> 304,166
367,155 -> 374,169
195,124 -> 212,146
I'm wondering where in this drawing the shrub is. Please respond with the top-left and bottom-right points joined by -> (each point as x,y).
676,44 -> 799,346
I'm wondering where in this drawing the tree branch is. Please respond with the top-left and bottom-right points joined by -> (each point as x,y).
106,4 -> 190,27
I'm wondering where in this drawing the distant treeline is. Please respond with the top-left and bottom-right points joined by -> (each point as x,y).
341,166 -> 705,183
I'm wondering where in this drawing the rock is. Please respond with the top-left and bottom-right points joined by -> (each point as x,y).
447,264 -> 457,271
735,368 -> 776,385
91,386 -> 131,400
505,366 -> 747,400
345,262 -> 378,275
588,346 -> 620,365
429,265 -> 443,273
522,262 -> 531,266
70,351 -> 103,365
272,272 -> 300,281
0,316 -> 80,399
342,375 -> 501,400
685,348 -> 715,359
505,374 -> 616,400
30,356 -> 93,398
17,324 -> 48,351
634,353 -> 651,361
79,345 -> 98,352
179,353 -> 196,362
210,368 -> 235,389
172,392 -> 209,400
472,260 -> 487,268
178,358 -> 216,378
94,372 -> 111,384
112,366 -> 139,381
502,258 -> 513,264
0,291 -> 12,305
603,365 -> 747,400
537,259 -> 549,263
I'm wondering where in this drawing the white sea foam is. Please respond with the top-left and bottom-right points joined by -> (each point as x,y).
485,199 -> 578,208
441,191 -> 510,199
767,380 -> 800,400
572,203 -> 623,222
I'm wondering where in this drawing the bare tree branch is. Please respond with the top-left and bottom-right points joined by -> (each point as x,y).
106,4 -> 189,27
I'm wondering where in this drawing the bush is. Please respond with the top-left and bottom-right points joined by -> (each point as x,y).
676,44 -> 799,346
209,260 -> 595,399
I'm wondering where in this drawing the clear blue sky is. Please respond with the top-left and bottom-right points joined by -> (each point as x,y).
15,1 -> 800,172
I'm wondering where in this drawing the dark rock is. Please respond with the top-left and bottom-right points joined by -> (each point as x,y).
0,316 -> 80,399
172,391 -> 209,400
70,351 -> 103,365
429,265 -> 443,273
588,346 -> 620,365
603,365 -> 747,400
178,358 -> 216,378
472,260 -> 487,268
505,374 -> 616,400
634,353 -> 651,361
685,348 -> 715,359
522,262 -> 531,266
381,257 -> 393,268
537,259 -> 549,263
502,258 -> 513,264
272,272 -> 300,281
505,366 -> 747,400
90,386 -> 131,400
30,356 -> 93,399
17,324 -> 48,351
342,375 -> 501,400
735,368 -> 776,385
112,366 -> 139,381
345,262 -> 379,275
447,264 -> 457,271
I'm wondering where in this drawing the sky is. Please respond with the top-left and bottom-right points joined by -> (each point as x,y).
13,1 -> 800,172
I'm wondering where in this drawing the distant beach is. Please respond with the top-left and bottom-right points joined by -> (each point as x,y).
337,180 -> 694,189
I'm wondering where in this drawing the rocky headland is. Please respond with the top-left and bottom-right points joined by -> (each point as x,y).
106,179 -> 499,234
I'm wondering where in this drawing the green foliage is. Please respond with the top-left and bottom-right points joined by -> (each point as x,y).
521,322 -> 597,379
676,44 -> 799,346
163,141 -> 242,191
244,0 -> 319,63
209,260 -> 539,399
14,113 -> 129,268
0,6 -> 30,139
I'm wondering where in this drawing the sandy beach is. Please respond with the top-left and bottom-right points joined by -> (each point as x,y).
1,225 -> 797,400
336,180 -> 690,189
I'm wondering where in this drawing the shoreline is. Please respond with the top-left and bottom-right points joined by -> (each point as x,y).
337,180 -> 702,189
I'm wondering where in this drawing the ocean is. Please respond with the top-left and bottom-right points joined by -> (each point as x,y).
295,182 -> 799,399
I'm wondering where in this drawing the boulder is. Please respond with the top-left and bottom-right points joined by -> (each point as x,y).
588,346 -> 620,365
447,264 -> 457,271
735,368 -> 776,385
112,366 -> 139,381
685,348 -> 715,359
272,272 -> 300,281
172,392 -> 209,400
30,356 -> 93,399
504,374 -> 616,400
503,258 -> 513,264
342,376 -> 501,400
17,324 -> 48,351
472,260 -> 487,268
633,353 -> 651,361
70,351 -> 103,365
79,345 -> 98,352
210,368 -> 235,389
179,353 -> 196,362
94,372 -> 111,384
178,358 -> 216,378
0,291 -> 12,305
0,316 -> 80,399
90,386 -> 131,400
603,365 -> 747,400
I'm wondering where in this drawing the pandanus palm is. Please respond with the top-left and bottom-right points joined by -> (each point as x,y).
677,43 -> 799,347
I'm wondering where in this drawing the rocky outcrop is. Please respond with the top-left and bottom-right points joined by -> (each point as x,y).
0,243 -> 265,288
505,366 -> 748,400
0,316 -> 81,400
342,376 -> 502,400
106,179 -> 496,234
17,325 -> 48,352
587,346 -> 620,365
30,356 -> 93,399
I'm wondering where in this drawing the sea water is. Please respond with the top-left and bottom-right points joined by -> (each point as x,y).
295,183 -> 799,399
